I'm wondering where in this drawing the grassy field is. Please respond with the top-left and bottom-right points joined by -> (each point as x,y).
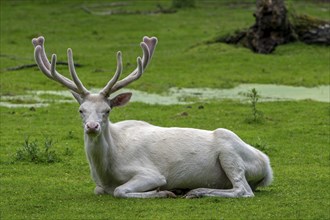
1,0 -> 329,219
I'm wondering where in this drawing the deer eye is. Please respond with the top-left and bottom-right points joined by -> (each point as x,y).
79,109 -> 84,114
105,109 -> 110,114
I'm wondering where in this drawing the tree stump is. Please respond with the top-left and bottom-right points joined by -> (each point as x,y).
216,0 -> 329,54
243,0 -> 295,53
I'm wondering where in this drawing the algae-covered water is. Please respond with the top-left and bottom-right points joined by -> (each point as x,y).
1,84 -> 329,108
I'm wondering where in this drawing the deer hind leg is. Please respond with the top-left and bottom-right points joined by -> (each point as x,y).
113,172 -> 176,198
185,152 -> 254,198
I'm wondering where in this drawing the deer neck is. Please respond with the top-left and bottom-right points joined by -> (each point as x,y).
84,120 -> 117,172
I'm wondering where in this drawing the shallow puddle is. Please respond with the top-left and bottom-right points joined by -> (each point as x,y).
169,84 -> 330,103
0,84 -> 329,108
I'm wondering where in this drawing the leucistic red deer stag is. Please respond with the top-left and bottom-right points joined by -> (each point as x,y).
32,36 -> 273,198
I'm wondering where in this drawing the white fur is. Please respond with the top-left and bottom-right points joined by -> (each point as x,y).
80,95 -> 273,198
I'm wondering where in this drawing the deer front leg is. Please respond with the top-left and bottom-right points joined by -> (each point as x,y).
113,173 -> 176,198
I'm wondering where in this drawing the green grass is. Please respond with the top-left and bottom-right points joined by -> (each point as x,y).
1,0 -> 329,219
1,101 -> 329,219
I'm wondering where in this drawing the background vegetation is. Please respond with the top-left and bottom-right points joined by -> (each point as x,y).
1,0 -> 329,219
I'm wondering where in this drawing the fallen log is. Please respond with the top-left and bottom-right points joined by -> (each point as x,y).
4,62 -> 82,71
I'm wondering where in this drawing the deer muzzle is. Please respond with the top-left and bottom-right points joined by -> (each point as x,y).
85,121 -> 100,135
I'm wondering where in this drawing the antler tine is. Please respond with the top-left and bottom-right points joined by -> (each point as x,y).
32,36 -> 51,70
50,54 -> 80,93
34,43 -> 80,94
105,36 -> 158,95
34,45 -> 77,91
33,37 -> 70,83
143,36 -> 158,64
32,36 -> 89,96
108,43 -> 148,94
34,45 -> 54,80
99,51 -> 123,97
67,49 -> 90,96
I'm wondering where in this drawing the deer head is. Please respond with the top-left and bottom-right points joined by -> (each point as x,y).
32,36 -> 157,136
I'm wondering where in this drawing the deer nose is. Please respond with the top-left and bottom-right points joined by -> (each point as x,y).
85,122 -> 100,133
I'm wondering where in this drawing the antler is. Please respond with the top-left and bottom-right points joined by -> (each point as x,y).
99,36 -> 158,97
32,36 -> 158,98
32,36 -> 90,96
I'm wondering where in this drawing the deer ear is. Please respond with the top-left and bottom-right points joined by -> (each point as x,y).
109,92 -> 132,108
71,91 -> 83,104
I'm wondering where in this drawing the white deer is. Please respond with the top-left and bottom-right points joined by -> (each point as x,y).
32,36 -> 273,198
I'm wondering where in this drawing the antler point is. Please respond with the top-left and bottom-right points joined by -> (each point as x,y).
32,38 -> 37,45
38,36 -> 45,44
140,42 -> 148,49
51,54 -> 57,62
32,36 -> 45,47
151,37 -> 158,43
143,36 -> 158,44
67,48 -> 73,55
